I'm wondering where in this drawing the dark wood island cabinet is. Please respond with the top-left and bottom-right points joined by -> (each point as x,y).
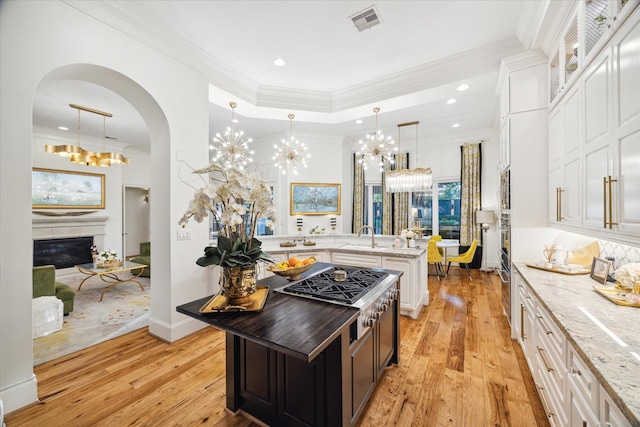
177,262 -> 401,427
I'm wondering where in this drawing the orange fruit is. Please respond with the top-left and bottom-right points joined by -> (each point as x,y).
288,257 -> 300,266
302,258 -> 311,265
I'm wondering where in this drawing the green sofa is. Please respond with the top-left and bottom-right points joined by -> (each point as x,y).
32,265 -> 75,315
130,242 -> 150,277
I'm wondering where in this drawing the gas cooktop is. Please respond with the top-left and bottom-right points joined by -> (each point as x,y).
275,266 -> 389,305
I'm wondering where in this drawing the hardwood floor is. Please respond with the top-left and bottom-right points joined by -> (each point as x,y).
7,268 -> 549,426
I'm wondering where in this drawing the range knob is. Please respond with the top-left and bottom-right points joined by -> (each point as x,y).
363,316 -> 375,327
377,302 -> 388,312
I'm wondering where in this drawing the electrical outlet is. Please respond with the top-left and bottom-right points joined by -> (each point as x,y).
177,229 -> 191,240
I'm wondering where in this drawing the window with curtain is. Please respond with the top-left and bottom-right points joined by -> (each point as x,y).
364,184 -> 383,234
438,181 -> 461,239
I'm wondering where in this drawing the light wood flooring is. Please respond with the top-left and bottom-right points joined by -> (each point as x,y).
7,268 -> 550,426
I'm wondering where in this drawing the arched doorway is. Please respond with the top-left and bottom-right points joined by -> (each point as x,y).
32,64 -> 168,361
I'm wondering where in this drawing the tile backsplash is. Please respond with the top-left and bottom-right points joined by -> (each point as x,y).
599,239 -> 640,268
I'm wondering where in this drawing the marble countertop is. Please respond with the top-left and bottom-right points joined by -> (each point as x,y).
513,262 -> 640,425
257,235 -> 427,258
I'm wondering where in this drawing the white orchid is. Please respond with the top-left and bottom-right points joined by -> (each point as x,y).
178,159 -> 276,268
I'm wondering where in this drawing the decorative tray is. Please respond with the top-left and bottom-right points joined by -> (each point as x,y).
525,261 -> 589,275
199,286 -> 269,314
279,241 -> 297,247
303,241 -> 316,246
593,285 -> 640,308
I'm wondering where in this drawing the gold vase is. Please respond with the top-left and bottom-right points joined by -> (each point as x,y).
220,264 -> 257,305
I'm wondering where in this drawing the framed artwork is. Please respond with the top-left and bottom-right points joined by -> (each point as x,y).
590,257 -> 611,284
290,183 -> 341,216
32,168 -> 105,209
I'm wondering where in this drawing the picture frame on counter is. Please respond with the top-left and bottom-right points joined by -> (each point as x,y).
590,257 -> 611,285
32,167 -> 105,209
290,182 -> 341,216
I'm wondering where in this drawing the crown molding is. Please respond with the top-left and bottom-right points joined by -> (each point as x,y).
539,0 -> 580,55
516,0 -> 551,51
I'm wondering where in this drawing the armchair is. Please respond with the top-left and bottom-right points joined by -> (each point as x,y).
130,242 -> 150,277
33,265 -> 75,315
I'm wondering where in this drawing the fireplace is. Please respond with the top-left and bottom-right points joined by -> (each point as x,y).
32,214 -> 109,270
34,237 -> 94,269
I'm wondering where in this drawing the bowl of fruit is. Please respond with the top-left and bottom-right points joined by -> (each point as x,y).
267,256 -> 316,281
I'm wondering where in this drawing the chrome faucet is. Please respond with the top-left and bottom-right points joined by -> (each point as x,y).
357,225 -> 377,248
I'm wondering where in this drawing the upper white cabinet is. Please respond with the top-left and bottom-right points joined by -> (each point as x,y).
583,9 -> 640,238
548,4 -> 640,242
548,86 -> 582,226
549,0 -> 639,104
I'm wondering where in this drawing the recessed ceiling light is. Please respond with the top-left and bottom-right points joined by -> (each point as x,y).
457,84 -> 469,91
447,98 -> 456,104
355,119 -> 363,124
273,58 -> 285,67
58,126 -> 68,131
452,123 -> 460,128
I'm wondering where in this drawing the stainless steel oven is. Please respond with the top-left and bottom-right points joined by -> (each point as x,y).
499,213 -> 511,322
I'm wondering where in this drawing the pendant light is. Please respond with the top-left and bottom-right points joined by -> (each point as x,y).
385,121 -> 431,192
45,103 -> 129,167
272,113 -> 309,175
356,107 -> 397,172
211,101 -> 254,170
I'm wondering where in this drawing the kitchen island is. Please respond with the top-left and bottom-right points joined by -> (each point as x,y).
177,262 -> 401,427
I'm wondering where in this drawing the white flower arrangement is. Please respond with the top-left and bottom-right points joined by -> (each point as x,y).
178,161 -> 276,268
615,262 -> 640,290
400,229 -> 415,239
97,249 -> 119,262
309,226 -> 325,235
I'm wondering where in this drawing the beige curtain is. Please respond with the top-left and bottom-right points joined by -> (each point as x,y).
352,154 -> 365,233
460,143 -> 482,246
382,159 -> 394,235
392,153 -> 409,235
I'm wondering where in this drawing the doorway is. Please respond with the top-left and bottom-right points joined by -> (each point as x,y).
123,185 -> 150,259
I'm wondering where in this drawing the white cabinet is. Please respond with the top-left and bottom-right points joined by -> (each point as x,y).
583,10 -> 640,238
331,251 -> 381,269
514,265 -> 636,427
381,256 -> 427,320
548,86 -> 582,226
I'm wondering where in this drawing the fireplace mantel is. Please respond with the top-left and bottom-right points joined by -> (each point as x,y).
32,214 -> 109,242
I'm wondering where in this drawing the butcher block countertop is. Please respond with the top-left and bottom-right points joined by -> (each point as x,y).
177,262 -> 401,363
513,262 -> 640,425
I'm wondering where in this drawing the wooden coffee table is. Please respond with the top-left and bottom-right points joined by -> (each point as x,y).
76,261 -> 148,301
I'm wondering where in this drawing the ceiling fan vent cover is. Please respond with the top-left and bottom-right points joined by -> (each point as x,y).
350,6 -> 381,32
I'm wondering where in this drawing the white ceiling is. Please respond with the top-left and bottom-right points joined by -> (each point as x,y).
33,1 -> 543,154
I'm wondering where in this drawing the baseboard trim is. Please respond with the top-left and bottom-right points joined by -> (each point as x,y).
148,316 -> 207,343
0,374 -> 38,414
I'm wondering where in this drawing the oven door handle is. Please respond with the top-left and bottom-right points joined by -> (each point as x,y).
498,269 -> 509,284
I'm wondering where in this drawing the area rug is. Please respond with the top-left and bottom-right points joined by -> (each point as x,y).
33,272 -> 151,366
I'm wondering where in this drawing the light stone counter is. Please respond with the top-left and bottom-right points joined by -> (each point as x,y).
514,262 -> 640,426
258,234 -> 426,259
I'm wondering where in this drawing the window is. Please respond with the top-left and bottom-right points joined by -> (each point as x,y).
410,180 -> 461,239
438,182 -> 461,239
363,184 -> 383,234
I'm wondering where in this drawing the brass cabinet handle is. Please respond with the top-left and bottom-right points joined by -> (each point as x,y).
537,383 -> 555,417
604,175 -> 618,229
558,187 -> 564,221
537,346 -> 554,372
604,176 -> 608,228
536,315 -> 553,335
520,304 -> 526,341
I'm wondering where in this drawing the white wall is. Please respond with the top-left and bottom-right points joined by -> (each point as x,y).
1,1 -> 212,412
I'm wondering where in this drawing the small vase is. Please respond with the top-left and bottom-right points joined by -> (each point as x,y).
220,264 -> 257,305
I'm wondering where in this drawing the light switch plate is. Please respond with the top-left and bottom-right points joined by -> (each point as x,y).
177,229 -> 191,240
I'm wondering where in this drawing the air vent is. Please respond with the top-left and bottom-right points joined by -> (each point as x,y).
349,5 -> 381,32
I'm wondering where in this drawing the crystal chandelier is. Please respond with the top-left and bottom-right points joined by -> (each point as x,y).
45,104 -> 129,167
385,121 -> 432,192
356,107 -> 397,172
272,113 -> 309,175
211,101 -> 254,170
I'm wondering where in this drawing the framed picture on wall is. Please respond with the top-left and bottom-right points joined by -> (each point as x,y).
290,183 -> 341,216
32,167 -> 105,209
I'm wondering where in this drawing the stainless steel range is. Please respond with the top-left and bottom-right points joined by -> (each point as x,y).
274,265 -> 399,340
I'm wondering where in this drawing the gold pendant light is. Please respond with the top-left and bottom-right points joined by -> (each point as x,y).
45,104 -> 129,167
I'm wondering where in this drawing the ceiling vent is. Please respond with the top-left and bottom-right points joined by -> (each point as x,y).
349,5 -> 381,32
